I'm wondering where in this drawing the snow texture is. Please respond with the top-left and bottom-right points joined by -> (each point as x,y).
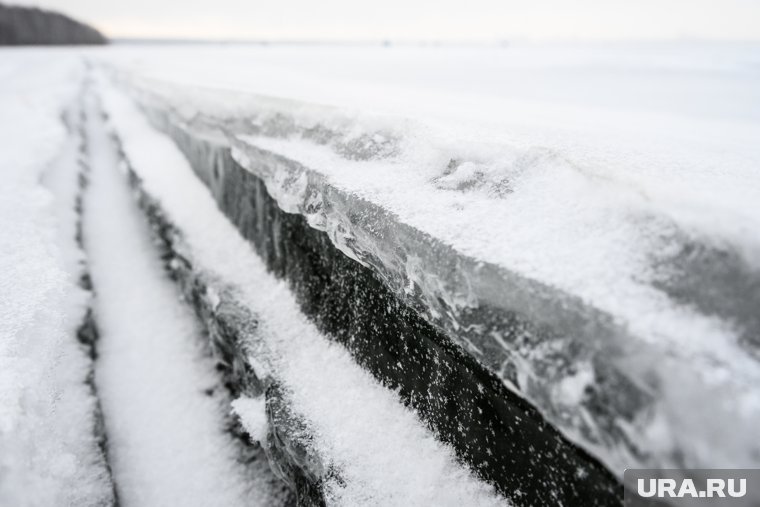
98,76 -> 508,507
231,397 -> 268,445
0,50 -> 114,506
81,91 -> 282,506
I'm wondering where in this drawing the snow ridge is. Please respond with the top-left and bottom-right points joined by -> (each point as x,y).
81,91 -> 285,506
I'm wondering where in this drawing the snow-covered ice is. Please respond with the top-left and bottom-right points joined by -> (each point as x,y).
91,41 -> 760,477
0,50 -> 114,506
3,41 -> 760,505
98,77 -> 508,507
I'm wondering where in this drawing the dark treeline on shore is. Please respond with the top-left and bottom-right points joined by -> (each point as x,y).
0,3 -> 106,45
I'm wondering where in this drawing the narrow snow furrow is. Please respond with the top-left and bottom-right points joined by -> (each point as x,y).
80,92 -> 287,506
42,91 -> 118,505
98,78 -> 508,506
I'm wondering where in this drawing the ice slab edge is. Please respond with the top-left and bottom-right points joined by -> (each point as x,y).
124,80 -> 760,483
130,103 -> 623,506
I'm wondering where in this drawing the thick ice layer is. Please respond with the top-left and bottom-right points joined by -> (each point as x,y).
0,51 -> 114,505
94,43 -> 760,476
98,79 -> 507,507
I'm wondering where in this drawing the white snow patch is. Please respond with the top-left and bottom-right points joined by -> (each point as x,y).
0,50 -> 114,506
231,397 -> 268,444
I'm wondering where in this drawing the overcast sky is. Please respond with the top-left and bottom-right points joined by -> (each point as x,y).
12,0 -> 760,41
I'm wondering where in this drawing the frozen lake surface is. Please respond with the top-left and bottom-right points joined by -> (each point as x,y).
2,41 -> 759,505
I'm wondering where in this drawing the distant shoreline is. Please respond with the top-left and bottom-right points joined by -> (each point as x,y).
0,3 -> 106,45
